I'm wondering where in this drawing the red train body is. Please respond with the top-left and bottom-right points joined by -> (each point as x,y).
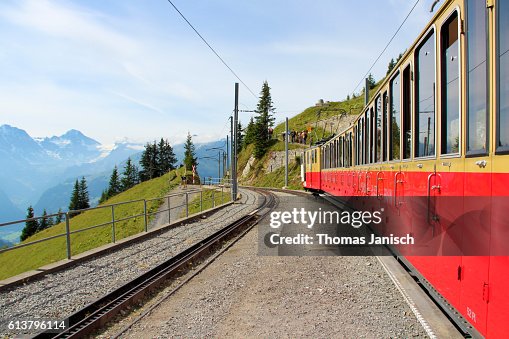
303,1 -> 508,337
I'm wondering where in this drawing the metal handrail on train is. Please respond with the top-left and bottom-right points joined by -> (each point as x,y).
0,185 -> 231,260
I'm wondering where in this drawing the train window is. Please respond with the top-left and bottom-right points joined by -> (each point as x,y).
339,137 -> 343,167
375,96 -> 382,163
441,12 -> 461,155
354,125 -> 358,165
382,92 -> 388,161
360,118 -> 364,164
365,110 -> 370,164
348,132 -> 352,167
370,107 -> 375,163
466,0 -> 488,154
331,140 -> 338,168
415,30 -> 436,157
390,72 -> 401,160
497,0 -> 509,151
403,65 -> 412,159
334,140 -> 337,167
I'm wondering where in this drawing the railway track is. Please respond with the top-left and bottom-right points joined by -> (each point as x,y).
34,188 -> 278,339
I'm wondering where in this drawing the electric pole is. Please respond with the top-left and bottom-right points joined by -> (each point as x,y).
232,83 -> 239,200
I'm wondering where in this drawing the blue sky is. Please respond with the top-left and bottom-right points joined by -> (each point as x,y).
0,0 -> 436,145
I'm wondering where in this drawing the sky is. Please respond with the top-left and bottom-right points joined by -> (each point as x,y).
0,0 -> 437,145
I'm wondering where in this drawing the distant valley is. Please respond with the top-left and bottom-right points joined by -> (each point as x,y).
0,124 -> 227,243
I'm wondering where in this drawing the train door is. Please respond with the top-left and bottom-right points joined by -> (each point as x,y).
459,0 -> 492,335
487,0 -> 509,336
433,10 -> 464,311
409,27 -> 443,289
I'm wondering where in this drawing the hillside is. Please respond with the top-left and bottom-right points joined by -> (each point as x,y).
237,81 -> 385,189
0,170 -> 181,280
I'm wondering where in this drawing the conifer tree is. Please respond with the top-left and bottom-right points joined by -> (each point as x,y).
253,81 -> 276,159
20,206 -> 38,241
55,208 -> 63,224
99,189 -> 109,204
108,166 -> 122,197
78,177 -> 90,210
140,142 -> 158,181
236,122 -> 244,154
38,209 -> 52,232
156,138 -> 177,176
121,158 -> 139,191
367,73 -> 376,89
69,179 -> 80,211
183,132 -> 198,171
243,117 -> 256,148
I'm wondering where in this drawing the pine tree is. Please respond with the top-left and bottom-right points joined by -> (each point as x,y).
253,81 -> 276,159
387,58 -> 396,75
99,189 -> 109,204
237,122 -> 244,154
243,117 -> 256,148
20,206 -> 38,241
183,132 -> 198,171
78,177 -> 90,210
69,179 -> 80,211
140,142 -> 158,181
55,208 -> 63,224
156,138 -> 177,176
346,94 -> 351,101
38,209 -> 52,232
367,73 -> 376,89
121,158 -> 139,191
107,166 -> 122,197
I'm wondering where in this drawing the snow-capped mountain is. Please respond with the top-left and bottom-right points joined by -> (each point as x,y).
0,125 -> 143,223
36,129 -> 102,165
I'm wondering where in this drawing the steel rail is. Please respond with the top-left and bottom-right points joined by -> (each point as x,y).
33,189 -> 276,339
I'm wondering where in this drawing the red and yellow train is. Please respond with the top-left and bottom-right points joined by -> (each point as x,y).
303,0 -> 508,337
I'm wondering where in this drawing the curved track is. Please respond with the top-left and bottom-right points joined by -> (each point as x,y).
34,188 -> 277,339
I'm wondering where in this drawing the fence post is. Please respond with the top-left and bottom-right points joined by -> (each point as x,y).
111,205 -> 116,243
65,212 -> 71,259
200,190 -> 203,212
221,186 -> 224,204
167,196 -> 171,224
185,192 -> 189,217
212,190 -> 216,208
144,200 -> 148,232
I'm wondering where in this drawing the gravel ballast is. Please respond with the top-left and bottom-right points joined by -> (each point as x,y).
113,191 -> 428,338
0,188 -> 261,337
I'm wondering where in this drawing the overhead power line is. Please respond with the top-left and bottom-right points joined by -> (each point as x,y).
351,0 -> 421,95
166,0 -> 258,99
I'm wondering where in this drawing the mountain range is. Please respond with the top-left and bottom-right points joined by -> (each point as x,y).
0,124 -> 227,243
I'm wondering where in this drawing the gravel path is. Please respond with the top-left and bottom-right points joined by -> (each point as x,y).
148,186 -> 202,230
116,191 -> 428,338
0,188 -> 260,337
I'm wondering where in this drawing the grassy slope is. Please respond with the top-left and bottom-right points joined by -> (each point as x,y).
0,171 -> 180,280
186,187 -> 231,216
237,81 -> 384,189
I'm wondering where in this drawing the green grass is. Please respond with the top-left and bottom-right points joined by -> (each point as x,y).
251,161 -> 302,190
273,81 -> 385,143
0,171 -> 181,280
236,81 -> 386,189
185,187 -> 231,217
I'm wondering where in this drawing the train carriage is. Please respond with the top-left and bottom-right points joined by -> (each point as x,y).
303,0 -> 508,337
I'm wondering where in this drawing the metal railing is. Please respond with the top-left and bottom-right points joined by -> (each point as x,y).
202,177 -> 233,186
0,184 -> 231,261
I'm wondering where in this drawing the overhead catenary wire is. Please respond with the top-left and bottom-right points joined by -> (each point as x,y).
166,0 -> 258,99
351,0 -> 421,95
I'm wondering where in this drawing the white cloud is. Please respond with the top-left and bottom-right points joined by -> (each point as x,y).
0,0 -> 138,56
